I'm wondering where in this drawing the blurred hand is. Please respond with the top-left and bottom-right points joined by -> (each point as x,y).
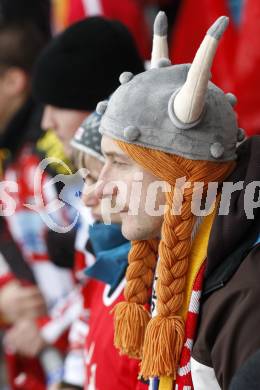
5,318 -> 47,357
0,281 -> 47,323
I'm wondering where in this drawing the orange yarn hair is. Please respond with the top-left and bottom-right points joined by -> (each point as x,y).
113,141 -> 235,379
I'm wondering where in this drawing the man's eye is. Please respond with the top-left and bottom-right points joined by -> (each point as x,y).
112,160 -> 125,166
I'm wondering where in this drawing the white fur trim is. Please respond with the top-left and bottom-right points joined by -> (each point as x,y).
191,358 -> 221,390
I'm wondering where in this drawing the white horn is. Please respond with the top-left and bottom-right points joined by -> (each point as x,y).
151,11 -> 170,69
172,16 -> 229,126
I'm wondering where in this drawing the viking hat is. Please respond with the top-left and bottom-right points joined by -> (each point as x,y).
98,13 -> 244,161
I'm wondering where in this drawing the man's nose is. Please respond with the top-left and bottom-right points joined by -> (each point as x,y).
94,178 -> 119,201
82,182 -> 99,207
95,165 -> 119,200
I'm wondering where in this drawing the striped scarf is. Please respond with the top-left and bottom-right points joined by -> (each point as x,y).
150,208 -> 217,390
175,262 -> 206,390
151,263 -> 205,390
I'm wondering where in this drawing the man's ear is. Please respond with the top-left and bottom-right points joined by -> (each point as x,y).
2,67 -> 29,96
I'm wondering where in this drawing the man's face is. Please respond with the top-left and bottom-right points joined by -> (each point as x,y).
96,135 -> 166,241
41,106 -> 90,158
81,153 -> 121,224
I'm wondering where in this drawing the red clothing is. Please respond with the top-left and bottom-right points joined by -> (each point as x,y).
5,352 -> 45,390
84,277 -> 148,390
65,0 -> 151,59
2,145 -> 75,309
170,0 -> 237,90
175,263 -> 205,389
64,217 -> 146,389
0,101 -> 76,389
170,0 -> 260,136
233,1 -> 260,137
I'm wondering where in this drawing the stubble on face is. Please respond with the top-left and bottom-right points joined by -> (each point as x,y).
100,135 -> 166,241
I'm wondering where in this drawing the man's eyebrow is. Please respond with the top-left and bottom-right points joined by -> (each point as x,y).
102,151 -> 129,161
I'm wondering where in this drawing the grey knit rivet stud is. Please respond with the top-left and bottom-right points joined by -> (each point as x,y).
96,101 -> 108,115
157,58 -> 172,68
119,72 -> 134,85
124,126 -> 140,141
226,93 -> 237,106
210,142 -> 224,159
237,128 -> 245,142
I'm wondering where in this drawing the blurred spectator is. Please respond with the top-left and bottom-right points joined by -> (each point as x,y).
32,16 -> 145,390
0,1 -> 77,388
170,0 -> 260,136
32,16 -> 144,158
0,0 -> 51,40
51,0 -> 151,59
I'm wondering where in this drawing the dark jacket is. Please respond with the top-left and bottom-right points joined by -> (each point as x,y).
192,136 -> 260,390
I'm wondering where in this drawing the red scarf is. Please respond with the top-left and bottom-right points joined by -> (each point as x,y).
175,262 -> 206,389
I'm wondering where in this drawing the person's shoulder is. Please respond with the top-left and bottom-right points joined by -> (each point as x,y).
203,242 -> 260,313
192,243 -> 260,388
230,243 -> 260,290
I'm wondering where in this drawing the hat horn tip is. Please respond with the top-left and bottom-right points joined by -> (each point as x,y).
154,11 -> 168,36
207,16 -> 229,40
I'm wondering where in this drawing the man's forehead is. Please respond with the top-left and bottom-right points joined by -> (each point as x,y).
101,135 -> 126,157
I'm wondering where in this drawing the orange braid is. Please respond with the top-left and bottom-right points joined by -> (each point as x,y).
114,141 -> 235,379
113,239 -> 159,358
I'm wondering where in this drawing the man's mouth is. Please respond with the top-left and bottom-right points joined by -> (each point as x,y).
120,208 -> 129,214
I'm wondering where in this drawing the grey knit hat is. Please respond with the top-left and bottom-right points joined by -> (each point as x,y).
71,111 -> 104,162
97,13 -> 245,162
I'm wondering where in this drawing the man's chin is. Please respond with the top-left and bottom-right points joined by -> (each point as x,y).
121,223 -> 149,241
121,216 -> 162,241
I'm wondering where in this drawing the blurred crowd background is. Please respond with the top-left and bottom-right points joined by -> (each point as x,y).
1,0 -> 257,135
0,0 -> 259,389
49,0 -> 260,137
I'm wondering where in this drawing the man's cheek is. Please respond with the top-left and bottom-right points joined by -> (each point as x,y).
145,181 -> 167,217
128,172 -> 144,216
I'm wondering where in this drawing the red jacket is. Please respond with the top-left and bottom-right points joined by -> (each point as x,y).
84,278 -> 148,390
63,221 -> 148,390
170,0 -> 260,136
56,0 -> 151,60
